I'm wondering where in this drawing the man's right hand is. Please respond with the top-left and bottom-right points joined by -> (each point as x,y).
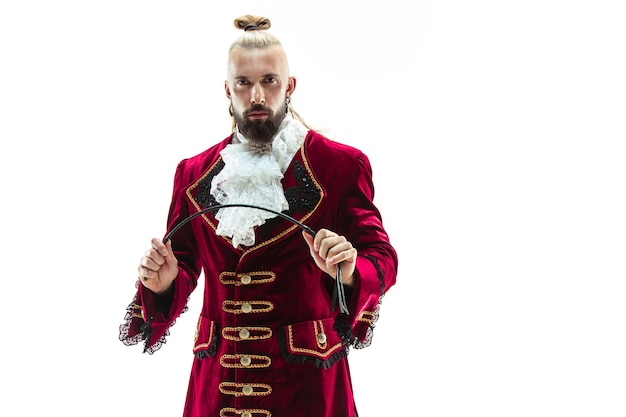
137,238 -> 179,294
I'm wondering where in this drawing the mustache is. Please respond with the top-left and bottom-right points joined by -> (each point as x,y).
245,104 -> 271,114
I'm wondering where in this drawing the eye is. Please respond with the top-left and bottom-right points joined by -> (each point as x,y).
236,79 -> 249,86
264,76 -> 277,84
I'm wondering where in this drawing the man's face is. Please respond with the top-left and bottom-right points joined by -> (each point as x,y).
225,45 -> 295,146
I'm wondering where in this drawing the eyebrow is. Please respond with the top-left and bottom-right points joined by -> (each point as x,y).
234,73 -> 280,80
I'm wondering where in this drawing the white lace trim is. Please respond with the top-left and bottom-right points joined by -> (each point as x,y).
210,116 -> 309,247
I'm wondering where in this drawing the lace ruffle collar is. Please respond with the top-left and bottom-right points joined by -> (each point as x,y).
210,116 -> 309,248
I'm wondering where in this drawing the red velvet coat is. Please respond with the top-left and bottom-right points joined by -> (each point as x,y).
120,130 -> 398,417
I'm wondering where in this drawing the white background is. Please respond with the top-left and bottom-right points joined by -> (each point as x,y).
1,1 -> 625,416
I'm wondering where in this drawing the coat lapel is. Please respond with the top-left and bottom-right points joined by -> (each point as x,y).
185,143 -> 324,252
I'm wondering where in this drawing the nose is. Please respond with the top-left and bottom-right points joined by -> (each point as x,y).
250,84 -> 265,105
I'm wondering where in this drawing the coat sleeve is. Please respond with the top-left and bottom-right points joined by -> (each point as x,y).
335,151 -> 398,349
119,160 -> 202,354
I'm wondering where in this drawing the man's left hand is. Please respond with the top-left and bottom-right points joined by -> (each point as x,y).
302,228 -> 357,286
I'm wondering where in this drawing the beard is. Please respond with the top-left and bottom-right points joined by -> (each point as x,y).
234,103 -> 287,147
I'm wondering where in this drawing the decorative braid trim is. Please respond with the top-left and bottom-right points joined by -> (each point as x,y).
277,330 -> 348,369
220,408 -> 272,417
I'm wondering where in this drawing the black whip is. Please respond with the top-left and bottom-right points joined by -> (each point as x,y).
162,203 -> 348,314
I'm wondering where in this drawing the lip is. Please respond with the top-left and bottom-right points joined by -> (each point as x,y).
248,111 -> 268,118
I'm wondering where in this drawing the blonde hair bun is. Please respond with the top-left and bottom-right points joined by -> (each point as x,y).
234,15 -> 271,31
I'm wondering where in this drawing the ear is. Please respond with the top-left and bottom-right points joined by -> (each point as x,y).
224,80 -> 231,99
286,76 -> 297,97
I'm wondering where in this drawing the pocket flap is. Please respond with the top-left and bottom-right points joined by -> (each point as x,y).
193,315 -> 218,359
281,318 -> 346,368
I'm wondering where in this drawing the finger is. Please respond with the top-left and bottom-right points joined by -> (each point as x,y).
326,241 -> 350,260
137,264 -> 152,280
152,237 -> 169,257
327,246 -> 357,266
164,240 -> 176,263
302,230 -> 325,266
313,229 -> 336,251
141,255 -> 163,272
318,236 -> 346,260
145,247 -> 166,266
302,230 -> 315,250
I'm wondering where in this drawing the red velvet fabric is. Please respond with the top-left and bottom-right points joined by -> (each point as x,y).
121,131 -> 398,417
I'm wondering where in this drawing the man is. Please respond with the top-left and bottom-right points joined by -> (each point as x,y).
120,15 -> 398,417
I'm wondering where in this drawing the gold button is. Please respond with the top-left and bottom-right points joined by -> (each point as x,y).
242,412 -> 252,417
240,355 -> 251,367
241,302 -> 252,313
240,274 -> 252,284
239,328 -> 250,340
242,384 -> 253,396
316,333 -> 327,344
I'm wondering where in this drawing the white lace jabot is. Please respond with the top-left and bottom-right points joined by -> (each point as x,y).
210,116 -> 309,248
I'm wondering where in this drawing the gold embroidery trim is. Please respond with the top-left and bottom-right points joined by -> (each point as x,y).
220,354 -> 271,369
193,316 -> 214,349
357,310 -> 376,323
222,326 -> 273,341
131,303 -> 144,320
220,407 -> 271,417
222,300 -> 274,314
218,382 -> 272,397
314,320 -> 327,349
219,271 -> 276,286
286,323 -> 343,358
